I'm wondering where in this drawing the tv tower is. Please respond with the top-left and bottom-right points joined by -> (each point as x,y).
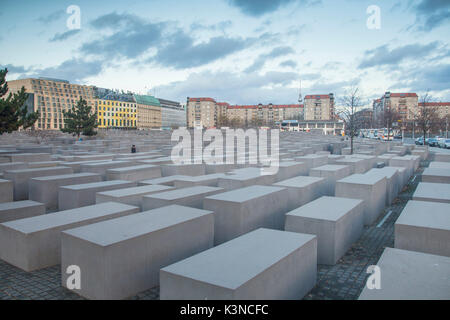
298,78 -> 303,104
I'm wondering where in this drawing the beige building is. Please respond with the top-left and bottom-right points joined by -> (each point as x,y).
304,94 -> 335,121
187,97 -> 218,128
134,95 -> 162,129
6,77 -> 97,130
187,97 -> 303,128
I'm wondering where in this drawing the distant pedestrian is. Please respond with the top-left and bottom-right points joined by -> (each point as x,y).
131,145 -> 137,153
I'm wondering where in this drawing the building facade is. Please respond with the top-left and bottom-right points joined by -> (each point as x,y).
372,92 -> 419,125
6,77 -> 96,130
134,95 -> 162,130
187,97 -> 303,128
304,94 -> 335,121
96,92 -> 137,129
158,98 -> 187,129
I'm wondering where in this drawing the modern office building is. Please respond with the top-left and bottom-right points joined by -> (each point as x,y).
6,77 -> 96,130
158,98 -> 186,129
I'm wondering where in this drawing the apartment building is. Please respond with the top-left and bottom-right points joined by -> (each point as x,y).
304,94 -> 335,121
6,77 -> 96,130
186,97 -> 218,128
134,95 -> 162,129
187,97 -> 303,128
418,102 -> 450,119
96,92 -> 137,129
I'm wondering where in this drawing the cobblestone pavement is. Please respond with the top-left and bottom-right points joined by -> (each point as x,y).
0,164 -> 426,300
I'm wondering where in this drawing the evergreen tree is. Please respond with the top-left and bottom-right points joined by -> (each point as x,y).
0,68 -> 39,134
61,97 -> 98,138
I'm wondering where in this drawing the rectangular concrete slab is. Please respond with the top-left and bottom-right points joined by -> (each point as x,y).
204,185 -> 288,245
29,173 -> 102,210
96,184 -> 174,209
309,165 -> 351,196
0,200 -> 46,223
412,182 -> 450,204
160,228 -> 317,300
285,196 -> 364,265
106,164 -> 162,182
395,200 -> 450,257
0,179 -> 13,203
273,176 -> 326,212
335,174 -> 387,225
143,186 -> 224,210
61,205 -> 214,300
3,166 -> 73,200
58,180 -> 136,210
0,202 -> 139,271
421,167 -> 450,184
358,248 -> 450,300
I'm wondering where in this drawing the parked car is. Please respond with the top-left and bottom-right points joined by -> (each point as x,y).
415,137 -> 424,145
427,138 -> 439,147
438,139 -> 450,149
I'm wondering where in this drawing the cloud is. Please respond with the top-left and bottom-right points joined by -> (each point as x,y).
153,33 -> 254,69
80,12 -> 256,69
227,0 -> 319,17
36,9 -> 65,24
245,46 -> 295,72
411,0 -> 450,31
152,70 -> 299,104
30,59 -> 104,82
358,42 -> 439,69
0,64 -> 30,74
391,63 -> 450,92
279,60 -> 297,68
49,29 -> 81,42
81,13 -> 165,59
190,20 -> 233,32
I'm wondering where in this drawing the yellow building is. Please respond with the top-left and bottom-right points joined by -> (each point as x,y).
96,95 -> 137,129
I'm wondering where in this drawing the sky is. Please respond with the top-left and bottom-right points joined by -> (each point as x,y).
1,0 -> 449,107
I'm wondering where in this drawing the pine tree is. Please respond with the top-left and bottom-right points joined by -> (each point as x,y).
0,68 -> 39,134
61,97 -> 98,138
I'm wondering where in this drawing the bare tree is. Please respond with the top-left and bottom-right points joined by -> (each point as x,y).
383,106 -> 401,141
338,87 -> 365,155
414,92 -> 439,142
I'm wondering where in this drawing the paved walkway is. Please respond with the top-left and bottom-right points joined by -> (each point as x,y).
0,164 -> 425,300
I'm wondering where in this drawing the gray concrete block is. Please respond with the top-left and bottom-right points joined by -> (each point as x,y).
0,200 -> 45,223
309,165 -> 352,196
160,228 -> 317,300
96,185 -> 174,209
413,182 -> 450,204
421,168 -> 450,184
0,179 -> 13,203
106,165 -> 162,182
0,202 -> 139,271
335,174 -> 387,225
285,196 -> 364,264
395,200 -> 450,257
61,205 -> 214,300
3,167 -> 74,200
359,248 -> 450,300
58,180 -> 137,210
161,164 -> 205,177
273,176 -> 326,212
29,173 -> 102,210
204,185 -> 289,245
80,160 -> 137,180
173,174 -> 226,188
143,186 -> 224,210
365,167 -> 400,205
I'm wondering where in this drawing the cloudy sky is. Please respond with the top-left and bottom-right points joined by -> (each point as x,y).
1,0 -> 449,106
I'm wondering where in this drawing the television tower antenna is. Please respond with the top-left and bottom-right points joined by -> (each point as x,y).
298,78 -> 303,104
